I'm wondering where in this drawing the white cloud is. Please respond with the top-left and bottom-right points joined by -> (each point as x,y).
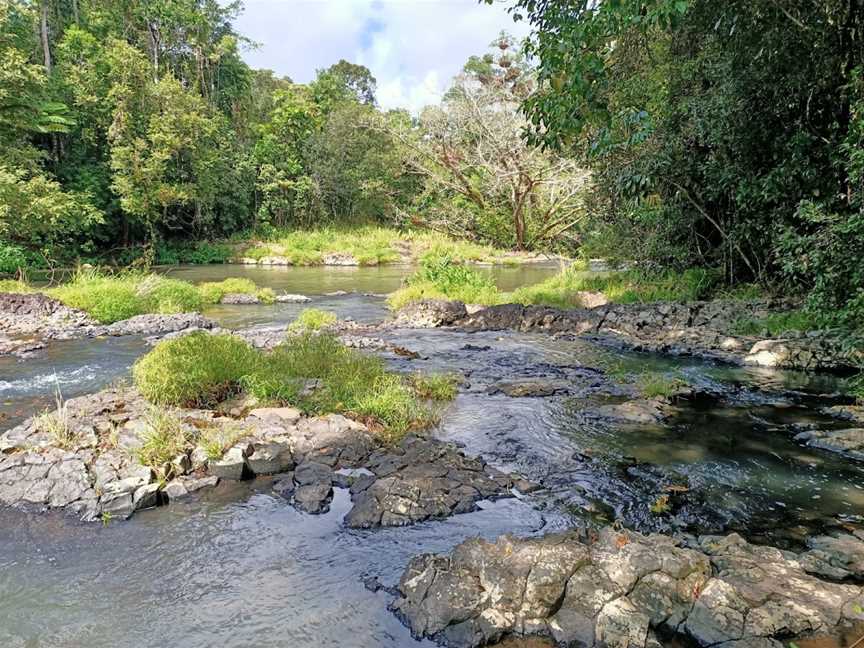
232,0 -> 529,112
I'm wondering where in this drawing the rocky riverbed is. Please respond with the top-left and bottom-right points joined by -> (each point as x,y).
3,279 -> 864,647
395,299 -> 862,372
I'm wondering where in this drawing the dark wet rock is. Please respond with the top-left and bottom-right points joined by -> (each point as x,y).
0,334 -> 45,358
822,405 -> 864,425
345,437 -> 512,528
794,428 -> 864,461
220,292 -> 260,305
291,461 -> 335,513
488,380 -> 570,398
393,528 -> 864,648
0,292 -> 94,342
393,299 -> 468,328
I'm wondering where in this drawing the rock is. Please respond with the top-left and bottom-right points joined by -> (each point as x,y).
133,483 -> 161,510
322,253 -> 359,266
590,399 -> 668,425
345,437 -> 512,528
275,293 -> 311,303
247,441 -> 294,475
248,406 -> 302,426
802,533 -> 864,578
220,292 -> 260,305
489,380 -> 569,398
89,312 -> 216,337
394,299 -> 468,328
393,529 -> 862,648
163,480 -> 189,500
794,428 -> 864,461
208,443 -> 252,480
184,475 -> 219,493
291,461 -> 334,513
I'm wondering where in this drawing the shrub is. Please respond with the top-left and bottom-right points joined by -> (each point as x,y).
133,332 -> 258,407
731,310 -> 826,337
289,308 -> 337,331
0,243 -> 27,275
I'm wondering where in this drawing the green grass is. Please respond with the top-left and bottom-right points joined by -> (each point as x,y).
636,371 -> 686,399
731,309 -> 824,336
133,330 -> 440,441
409,373 -> 460,401
135,409 -> 190,477
288,308 -> 337,332
5,270 -> 275,323
133,333 -> 259,407
237,225 -> 524,267
388,252 -> 503,310
197,277 -> 275,304
199,423 -> 248,460
388,260 -> 730,311
0,278 -> 34,293
47,270 -> 203,324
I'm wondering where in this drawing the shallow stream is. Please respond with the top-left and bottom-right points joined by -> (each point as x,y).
1,264 -> 861,647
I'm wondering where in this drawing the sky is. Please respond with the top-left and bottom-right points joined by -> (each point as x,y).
232,0 -> 530,112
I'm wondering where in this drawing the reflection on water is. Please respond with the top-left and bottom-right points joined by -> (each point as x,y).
161,261 -> 566,295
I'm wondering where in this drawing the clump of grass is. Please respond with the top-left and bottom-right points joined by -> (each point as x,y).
196,277 -> 276,305
636,371 -> 686,399
132,330 -> 438,441
0,278 -> 34,293
649,494 -> 672,515
133,332 -> 258,407
409,373 -> 460,401
388,253 -> 503,310
289,308 -> 337,332
48,270 -> 203,323
199,424 -> 247,460
135,408 -> 190,477
731,309 -> 824,337
197,277 -> 257,304
36,381 -> 77,449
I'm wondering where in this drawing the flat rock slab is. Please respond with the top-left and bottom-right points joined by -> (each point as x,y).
393,528 -> 864,648
345,437 -> 513,528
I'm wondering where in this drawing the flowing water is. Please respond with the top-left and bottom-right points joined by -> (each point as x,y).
1,264 -> 861,647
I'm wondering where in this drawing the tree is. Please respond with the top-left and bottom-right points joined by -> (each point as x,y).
322,59 -> 377,105
391,37 -> 589,250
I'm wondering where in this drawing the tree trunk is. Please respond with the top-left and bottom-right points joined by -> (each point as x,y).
39,2 -> 52,74
72,0 -> 79,25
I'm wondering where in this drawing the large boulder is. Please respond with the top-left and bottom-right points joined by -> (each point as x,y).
394,300 -> 468,328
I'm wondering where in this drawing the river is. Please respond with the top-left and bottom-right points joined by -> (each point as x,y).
0,263 -> 860,647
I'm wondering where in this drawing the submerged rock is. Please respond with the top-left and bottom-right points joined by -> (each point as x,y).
794,427 -> 864,461
393,528 -> 864,648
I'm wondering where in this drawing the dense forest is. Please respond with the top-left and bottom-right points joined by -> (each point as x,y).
2,0 -> 864,327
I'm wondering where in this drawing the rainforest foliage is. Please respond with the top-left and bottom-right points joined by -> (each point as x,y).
0,1 -> 582,271
498,0 -> 864,323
